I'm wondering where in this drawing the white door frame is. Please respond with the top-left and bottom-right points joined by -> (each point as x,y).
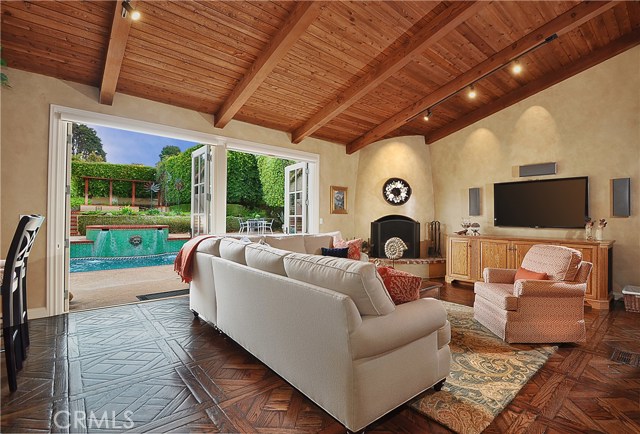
47,105 -> 319,317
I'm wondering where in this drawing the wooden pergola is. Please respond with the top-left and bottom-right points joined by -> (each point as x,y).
81,176 -> 158,207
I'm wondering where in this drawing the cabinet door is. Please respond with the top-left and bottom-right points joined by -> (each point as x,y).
448,238 -> 471,279
508,241 -> 540,269
562,244 -> 596,298
478,239 -> 510,277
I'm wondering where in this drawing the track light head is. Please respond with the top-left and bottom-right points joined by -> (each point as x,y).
423,109 -> 432,122
512,60 -> 523,74
467,86 -> 477,99
122,1 -> 141,20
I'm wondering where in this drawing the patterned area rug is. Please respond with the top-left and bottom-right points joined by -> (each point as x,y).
410,301 -> 556,434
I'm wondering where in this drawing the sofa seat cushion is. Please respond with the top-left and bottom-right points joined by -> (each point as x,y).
265,235 -> 307,253
474,282 -> 519,311
376,266 -> 422,305
196,237 -> 222,256
520,244 -> 582,281
245,243 -> 291,276
303,234 -> 334,255
219,238 -> 250,265
284,253 -> 395,316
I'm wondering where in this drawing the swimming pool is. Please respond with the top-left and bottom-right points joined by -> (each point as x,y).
70,253 -> 177,273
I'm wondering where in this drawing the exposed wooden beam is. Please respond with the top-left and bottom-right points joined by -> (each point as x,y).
291,1 -> 485,144
425,29 -> 640,144
100,0 -> 134,105
214,2 -> 323,129
346,1 -> 621,154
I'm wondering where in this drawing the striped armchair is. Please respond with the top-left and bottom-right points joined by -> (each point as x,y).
473,244 -> 592,343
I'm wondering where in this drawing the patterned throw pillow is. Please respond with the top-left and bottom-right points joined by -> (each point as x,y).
376,266 -> 422,305
333,238 -> 362,260
321,247 -> 349,258
514,267 -> 548,281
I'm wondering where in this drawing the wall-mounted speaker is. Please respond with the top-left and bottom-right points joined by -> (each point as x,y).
519,162 -> 557,177
469,187 -> 481,216
611,178 -> 631,217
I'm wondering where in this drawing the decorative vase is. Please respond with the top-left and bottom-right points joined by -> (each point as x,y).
584,225 -> 593,240
595,227 -> 603,241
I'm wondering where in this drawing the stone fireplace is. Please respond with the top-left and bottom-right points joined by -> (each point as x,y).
370,215 -> 420,258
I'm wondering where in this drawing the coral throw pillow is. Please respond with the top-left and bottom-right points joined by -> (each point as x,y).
377,266 -> 422,305
333,238 -> 362,261
514,267 -> 548,281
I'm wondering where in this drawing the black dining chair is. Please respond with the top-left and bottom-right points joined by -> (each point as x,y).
1,214 -> 45,392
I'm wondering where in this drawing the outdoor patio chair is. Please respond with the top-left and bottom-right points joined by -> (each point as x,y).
1,214 -> 45,392
236,217 -> 249,234
260,218 -> 274,234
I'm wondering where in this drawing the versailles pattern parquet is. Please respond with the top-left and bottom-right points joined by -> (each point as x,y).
2,284 -> 639,433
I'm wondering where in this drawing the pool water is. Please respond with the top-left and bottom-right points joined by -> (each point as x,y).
70,253 -> 177,273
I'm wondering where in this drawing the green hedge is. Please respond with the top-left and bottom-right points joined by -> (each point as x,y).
156,145 -> 203,206
257,156 -> 295,207
227,151 -> 262,206
77,215 -> 191,235
71,161 -> 156,199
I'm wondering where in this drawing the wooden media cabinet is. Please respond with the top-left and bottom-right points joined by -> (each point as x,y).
445,234 -> 614,310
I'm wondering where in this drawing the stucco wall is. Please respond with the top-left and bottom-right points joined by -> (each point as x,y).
430,46 -> 640,293
0,68 -> 358,312
353,136 -> 435,245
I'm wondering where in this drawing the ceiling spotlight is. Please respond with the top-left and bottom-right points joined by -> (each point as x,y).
512,60 -> 523,75
423,110 -> 432,122
467,86 -> 477,99
122,0 -> 141,20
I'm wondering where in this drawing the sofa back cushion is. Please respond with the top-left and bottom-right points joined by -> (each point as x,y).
265,235 -> 307,253
219,238 -> 249,265
303,234 -> 334,255
283,253 -> 395,316
196,237 -> 222,256
521,244 -> 582,281
245,243 -> 291,276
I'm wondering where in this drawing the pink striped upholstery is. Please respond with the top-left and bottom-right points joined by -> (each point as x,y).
474,244 -> 591,344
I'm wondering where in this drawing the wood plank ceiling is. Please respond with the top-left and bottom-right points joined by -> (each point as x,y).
2,1 -> 639,153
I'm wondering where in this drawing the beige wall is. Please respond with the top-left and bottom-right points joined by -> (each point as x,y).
430,46 -> 640,292
353,136 -> 435,243
0,68 -> 358,312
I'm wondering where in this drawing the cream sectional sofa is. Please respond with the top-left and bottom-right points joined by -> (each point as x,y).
189,234 -> 451,432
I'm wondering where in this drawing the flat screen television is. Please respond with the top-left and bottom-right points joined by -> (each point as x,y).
493,177 -> 589,228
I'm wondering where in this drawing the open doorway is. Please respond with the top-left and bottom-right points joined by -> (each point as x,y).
48,106 -> 320,317
225,150 -> 303,235
67,122 -> 198,311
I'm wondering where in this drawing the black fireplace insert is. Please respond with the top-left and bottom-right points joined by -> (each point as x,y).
370,215 -> 420,258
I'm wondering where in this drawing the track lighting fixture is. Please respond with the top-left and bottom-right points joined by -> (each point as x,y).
467,86 -> 477,99
512,60 -> 523,74
411,33 -> 559,125
122,0 -> 141,21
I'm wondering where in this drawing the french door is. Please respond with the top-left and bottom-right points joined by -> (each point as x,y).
284,162 -> 308,234
191,146 -> 211,236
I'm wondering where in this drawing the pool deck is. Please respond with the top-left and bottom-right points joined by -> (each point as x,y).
69,264 -> 187,311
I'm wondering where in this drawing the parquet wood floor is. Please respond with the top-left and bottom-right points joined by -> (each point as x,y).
2,282 -> 639,433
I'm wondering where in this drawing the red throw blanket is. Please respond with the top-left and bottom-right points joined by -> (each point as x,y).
174,235 -> 218,283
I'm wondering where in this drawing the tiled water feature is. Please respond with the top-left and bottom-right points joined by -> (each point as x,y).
71,225 -> 188,258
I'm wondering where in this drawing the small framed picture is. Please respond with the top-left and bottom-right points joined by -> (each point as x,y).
330,186 -> 348,214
